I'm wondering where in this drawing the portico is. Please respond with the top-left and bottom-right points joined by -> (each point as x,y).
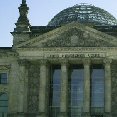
16,47 -> 113,117
1,1 -> 117,117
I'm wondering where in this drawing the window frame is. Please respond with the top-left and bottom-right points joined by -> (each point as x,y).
90,64 -> 105,115
0,71 -> 8,85
49,65 -> 61,117
68,64 -> 84,117
0,93 -> 8,117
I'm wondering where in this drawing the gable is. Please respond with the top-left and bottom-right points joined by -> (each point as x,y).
42,28 -> 116,47
16,22 -> 117,48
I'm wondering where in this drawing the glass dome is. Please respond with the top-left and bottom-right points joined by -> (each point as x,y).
48,4 -> 117,26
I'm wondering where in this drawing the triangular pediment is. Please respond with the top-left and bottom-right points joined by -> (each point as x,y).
16,22 -> 117,48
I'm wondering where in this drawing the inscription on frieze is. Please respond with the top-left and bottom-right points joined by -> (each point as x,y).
45,53 -> 106,58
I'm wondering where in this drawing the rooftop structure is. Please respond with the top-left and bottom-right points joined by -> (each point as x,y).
48,4 -> 117,26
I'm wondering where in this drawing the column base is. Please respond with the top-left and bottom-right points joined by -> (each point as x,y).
104,112 -> 112,117
8,112 -> 37,117
59,112 -> 68,117
36,112 -> 47,117
8,112 -> 26,117
8,113 -> 17,117
82,112 -> 90,117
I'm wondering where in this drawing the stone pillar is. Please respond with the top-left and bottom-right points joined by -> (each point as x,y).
83,59 -> 90,117
59,60 -> 68,117
38,60 -> 48,117
17,59 -> 29,117
104,59 -> 112,116
8,60 -> 20,117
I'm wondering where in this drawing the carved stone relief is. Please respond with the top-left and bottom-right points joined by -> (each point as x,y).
27,63 -> 40,113
0,85 -> 8,93
42,28 -> 115,47
0,65 -> 10,70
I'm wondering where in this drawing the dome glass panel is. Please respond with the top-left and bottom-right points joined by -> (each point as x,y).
48,4 -> 117,26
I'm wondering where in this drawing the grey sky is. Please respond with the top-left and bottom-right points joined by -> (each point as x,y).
0,0 -> 117,47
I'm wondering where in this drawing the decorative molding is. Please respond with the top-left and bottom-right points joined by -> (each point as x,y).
16,22 -> 117,48
0,85 -> 8,93
16,47 -> 117,51
0,50 -> 18,58
41,27 -> 116,47
39,59 -> 48,65
60,59 -> 69,65
18,59 -> 29,66
83,59 -> 91,65
103,59 -> 112,65
0,65 -> 11,70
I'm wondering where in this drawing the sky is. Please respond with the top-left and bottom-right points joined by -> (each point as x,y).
0,0 -> 117,47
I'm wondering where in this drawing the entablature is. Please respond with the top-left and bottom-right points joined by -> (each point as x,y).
16,47 -> 117,60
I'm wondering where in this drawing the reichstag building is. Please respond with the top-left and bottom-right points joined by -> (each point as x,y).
0,0 -> 117,117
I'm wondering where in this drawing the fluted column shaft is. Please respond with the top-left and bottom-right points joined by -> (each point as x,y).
60,60 -> 68,117
83,59 -> 90,116
104,59 -> 112,113
18,60 -> 26,113
38,60 -> 47,117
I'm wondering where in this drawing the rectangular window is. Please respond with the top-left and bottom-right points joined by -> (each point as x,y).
0,73 -> 7,84
49,65 -> 61,117
69,64 -> 84,117
91,64 -> 104,114
0,93 -> 8,117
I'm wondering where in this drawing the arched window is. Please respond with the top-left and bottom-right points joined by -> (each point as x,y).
0,93 -> 8,117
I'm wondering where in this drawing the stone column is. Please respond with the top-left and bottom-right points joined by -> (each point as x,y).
104,59 -> 112,116
8,60 -> 20,117
17,59 -> 29,117
38,60 -> 48,117
59,60 -> 68,117
83,59 -> 90,117
18,60 -> 29,114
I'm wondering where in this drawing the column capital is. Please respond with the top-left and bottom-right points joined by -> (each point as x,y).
0,65 -> 11,70
39,59 -> 48,65
103,59 -> 112,65
18,59 -> 29,67
60,59 -> 69,66
104,112 -> 112,117
83,59 -> 91,65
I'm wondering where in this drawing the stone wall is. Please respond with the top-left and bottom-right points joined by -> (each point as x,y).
111,60 -> 117,116
27,63 -> 40,115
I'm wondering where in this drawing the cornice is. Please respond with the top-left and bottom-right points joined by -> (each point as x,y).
0,51 -> 18,58
15,22 -> 117,48
16,47 -> 117,51
0,65 -> 11,70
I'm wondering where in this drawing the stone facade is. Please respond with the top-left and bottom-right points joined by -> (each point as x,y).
111,60 -> 117,117
0,1 -> 117,117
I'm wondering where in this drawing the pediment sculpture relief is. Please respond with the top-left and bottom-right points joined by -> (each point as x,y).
42,28 -> 115,47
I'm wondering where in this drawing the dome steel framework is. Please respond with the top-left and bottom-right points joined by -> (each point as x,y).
48,4 -> 117,26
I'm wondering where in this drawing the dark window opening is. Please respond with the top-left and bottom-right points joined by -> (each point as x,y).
68,64 -> 84,117
0,73 -> 7,84
0,93 -> 8,117
91,64 -> 104,115
49,65 -> 61,117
